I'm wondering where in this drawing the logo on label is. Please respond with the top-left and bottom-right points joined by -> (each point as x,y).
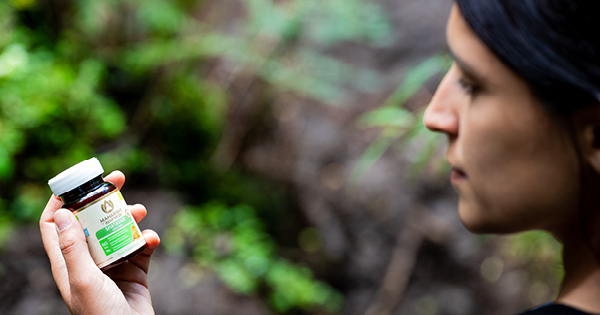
101,200 -> 114,213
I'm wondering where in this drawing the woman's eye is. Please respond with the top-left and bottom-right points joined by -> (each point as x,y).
457,77 -> 477,95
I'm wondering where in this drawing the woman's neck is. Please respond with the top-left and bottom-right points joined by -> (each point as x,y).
555,231 -> 600,313
554,168 -> 600,313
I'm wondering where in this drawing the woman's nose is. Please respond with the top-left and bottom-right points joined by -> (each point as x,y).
423,69 -> 460,137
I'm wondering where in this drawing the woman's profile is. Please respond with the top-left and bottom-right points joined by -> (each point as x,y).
425,1 -> 600,314
39,1 -> 600,314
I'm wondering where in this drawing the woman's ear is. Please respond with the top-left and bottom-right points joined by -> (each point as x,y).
594,128 -> 600,148
572,104 -> 600,173
589,127 -> 600,172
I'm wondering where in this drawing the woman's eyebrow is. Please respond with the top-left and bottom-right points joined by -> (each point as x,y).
448,48 -> 484,82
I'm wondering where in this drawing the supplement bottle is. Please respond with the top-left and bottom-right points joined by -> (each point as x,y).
48,158 -> 147,271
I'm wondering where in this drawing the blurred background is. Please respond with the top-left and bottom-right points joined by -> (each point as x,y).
0,0 -> 564,314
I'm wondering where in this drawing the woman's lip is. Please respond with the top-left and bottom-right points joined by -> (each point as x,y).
450,167 -> 467,181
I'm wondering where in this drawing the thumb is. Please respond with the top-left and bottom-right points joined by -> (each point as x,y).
54,209 -> 101,289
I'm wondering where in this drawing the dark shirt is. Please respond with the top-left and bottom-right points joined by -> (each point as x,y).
517,303 -> 596,315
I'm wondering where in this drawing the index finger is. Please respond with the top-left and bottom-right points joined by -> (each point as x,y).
40,194 -> 63,224
104,170 -> 126,190
40,170 -> 126,224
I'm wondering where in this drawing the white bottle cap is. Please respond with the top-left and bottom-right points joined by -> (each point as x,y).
48,158 -> 104,196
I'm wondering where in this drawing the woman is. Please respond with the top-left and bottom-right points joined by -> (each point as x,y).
425,1 -> 600,314
40,1 -> 600,314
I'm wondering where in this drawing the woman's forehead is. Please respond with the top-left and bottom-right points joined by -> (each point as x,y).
446,5 -> 512,89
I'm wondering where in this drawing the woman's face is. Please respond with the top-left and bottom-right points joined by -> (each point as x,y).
424,5 -> 580,234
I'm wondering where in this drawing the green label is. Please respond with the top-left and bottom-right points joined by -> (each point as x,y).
97,216 -> 136,256
96,215 -> 133,240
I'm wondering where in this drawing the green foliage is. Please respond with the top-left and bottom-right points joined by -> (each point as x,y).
242,0 -> 392,45
0,7 -> 129,221
351,55 -> 451,184
114,0 -> 389,103
0,0 -> 435,312
165,203 -> 343,313
502,231 -> 563,282
383,55 -> 451,107
501,231 -> 563,303
0,0 -> 396,224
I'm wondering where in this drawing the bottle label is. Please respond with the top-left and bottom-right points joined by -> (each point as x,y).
74,190 -> 146,269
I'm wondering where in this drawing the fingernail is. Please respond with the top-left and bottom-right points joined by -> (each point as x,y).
54,209 -> 72,232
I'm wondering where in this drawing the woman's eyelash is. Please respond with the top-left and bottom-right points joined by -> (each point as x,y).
457,77 -> 477,95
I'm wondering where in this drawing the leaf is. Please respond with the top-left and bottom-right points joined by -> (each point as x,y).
357,106 -> 413,128
348,130 -> 398,185
384,54 -> 450,107
350,54 -> 450,184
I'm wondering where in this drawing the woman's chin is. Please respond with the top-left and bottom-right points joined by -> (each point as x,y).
457,203 -> 520,234
457,199 -> 490,233
459,215 -> 494,234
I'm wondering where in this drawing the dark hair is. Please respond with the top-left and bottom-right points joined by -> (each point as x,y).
456,0 -> 600,115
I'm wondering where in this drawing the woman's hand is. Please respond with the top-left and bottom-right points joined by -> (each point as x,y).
39,171 -> 160,315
